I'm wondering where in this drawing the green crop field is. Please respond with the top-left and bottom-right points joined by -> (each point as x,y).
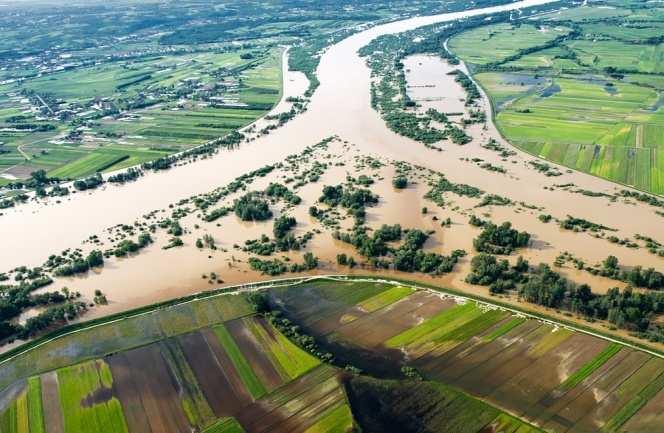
449,1 -> 664,194
386,301 -> 480,348
483,317 -> 526,342
604,371 -> 664,432
448,23 -> 572,65
267,279 -> 664,433
356,285 -> 413,313
0,287 -> 351,433
0,377 -> 45,433
160,339 -> 216,428
246,318 -> 320,380
57,360 -> 129,433
0,292 -> 253,393
47,151 -> 130,179
346,376 -> 545,433
213,324 -> 267,399
0,390 -> 28,433
424,308 -> 507,349
26,377 -> 45,433
560,343 -> 622,390
303,402 -> 354,433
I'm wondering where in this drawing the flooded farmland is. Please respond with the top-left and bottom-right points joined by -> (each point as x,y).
0,276 -> 661,432
267,279 -> 664,433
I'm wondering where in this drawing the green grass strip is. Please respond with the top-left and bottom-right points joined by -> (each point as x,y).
213,324 -> 267,399
0,390 -> 32,433
386,302 -> 478,348
603,371 -> 664,432
15,391 -> 29,433
357,286 -> 413,313
486,413 -> 546,433
309,280 -> 391,306
433,309 -> 507,345
271,328 -> 320,379
303,402 -> 354,433
484,317 -> 527,342
201,417 -> 246,433
0,396 -> 17,433
27,377 -> 45,433
246,318 -> 319,380
160,340 -> 214,428
561,343 -> 621,391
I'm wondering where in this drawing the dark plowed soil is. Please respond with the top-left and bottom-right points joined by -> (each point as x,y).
40,372 -> 65,433
226,317 -> 284,390
236,366 -> 341,433
201,327 -> 253,400
108,345 -> 190,433
489,333 -> 608,418
177,330 -> 252,416
416,320 -> 543,385
333,292 -> 454,348
107,353 -> 153,433
571,357 -> 664,433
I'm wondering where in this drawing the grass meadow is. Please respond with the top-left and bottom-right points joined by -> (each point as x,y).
449,4 -> 664,194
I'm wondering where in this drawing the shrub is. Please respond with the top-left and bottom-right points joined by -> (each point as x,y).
473,222 -> 530,255
234,192 -> 272,221
392,176 -> 408,189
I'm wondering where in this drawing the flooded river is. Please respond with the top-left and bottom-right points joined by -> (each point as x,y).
1,0 -> 563,269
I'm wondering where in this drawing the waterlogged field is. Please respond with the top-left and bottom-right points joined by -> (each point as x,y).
346,376 -> 545,433
0,277 -> 661,432
0,292 -> 254,393
0,288 -> 356,433
448,1 -> 664,194
268,279 -> 664,433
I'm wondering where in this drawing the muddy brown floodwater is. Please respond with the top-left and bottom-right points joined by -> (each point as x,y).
1,0 -> 662,351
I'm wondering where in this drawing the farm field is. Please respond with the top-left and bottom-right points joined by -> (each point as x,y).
448,1 -> 664,194
0,288 -> 350,433
267,279 -> 664,433
0,48 -> 283,182
346,375 -> 545,433
446,23 -> 572,65
1,277 -> 648,433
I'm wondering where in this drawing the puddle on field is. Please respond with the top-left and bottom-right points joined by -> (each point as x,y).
81,386 -> 114,408
649,93 -> 664,112
498,72 -> 547,87
540,83 -> 561,97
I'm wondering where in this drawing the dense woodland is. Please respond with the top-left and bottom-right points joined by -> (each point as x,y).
467,253 -> 664,342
